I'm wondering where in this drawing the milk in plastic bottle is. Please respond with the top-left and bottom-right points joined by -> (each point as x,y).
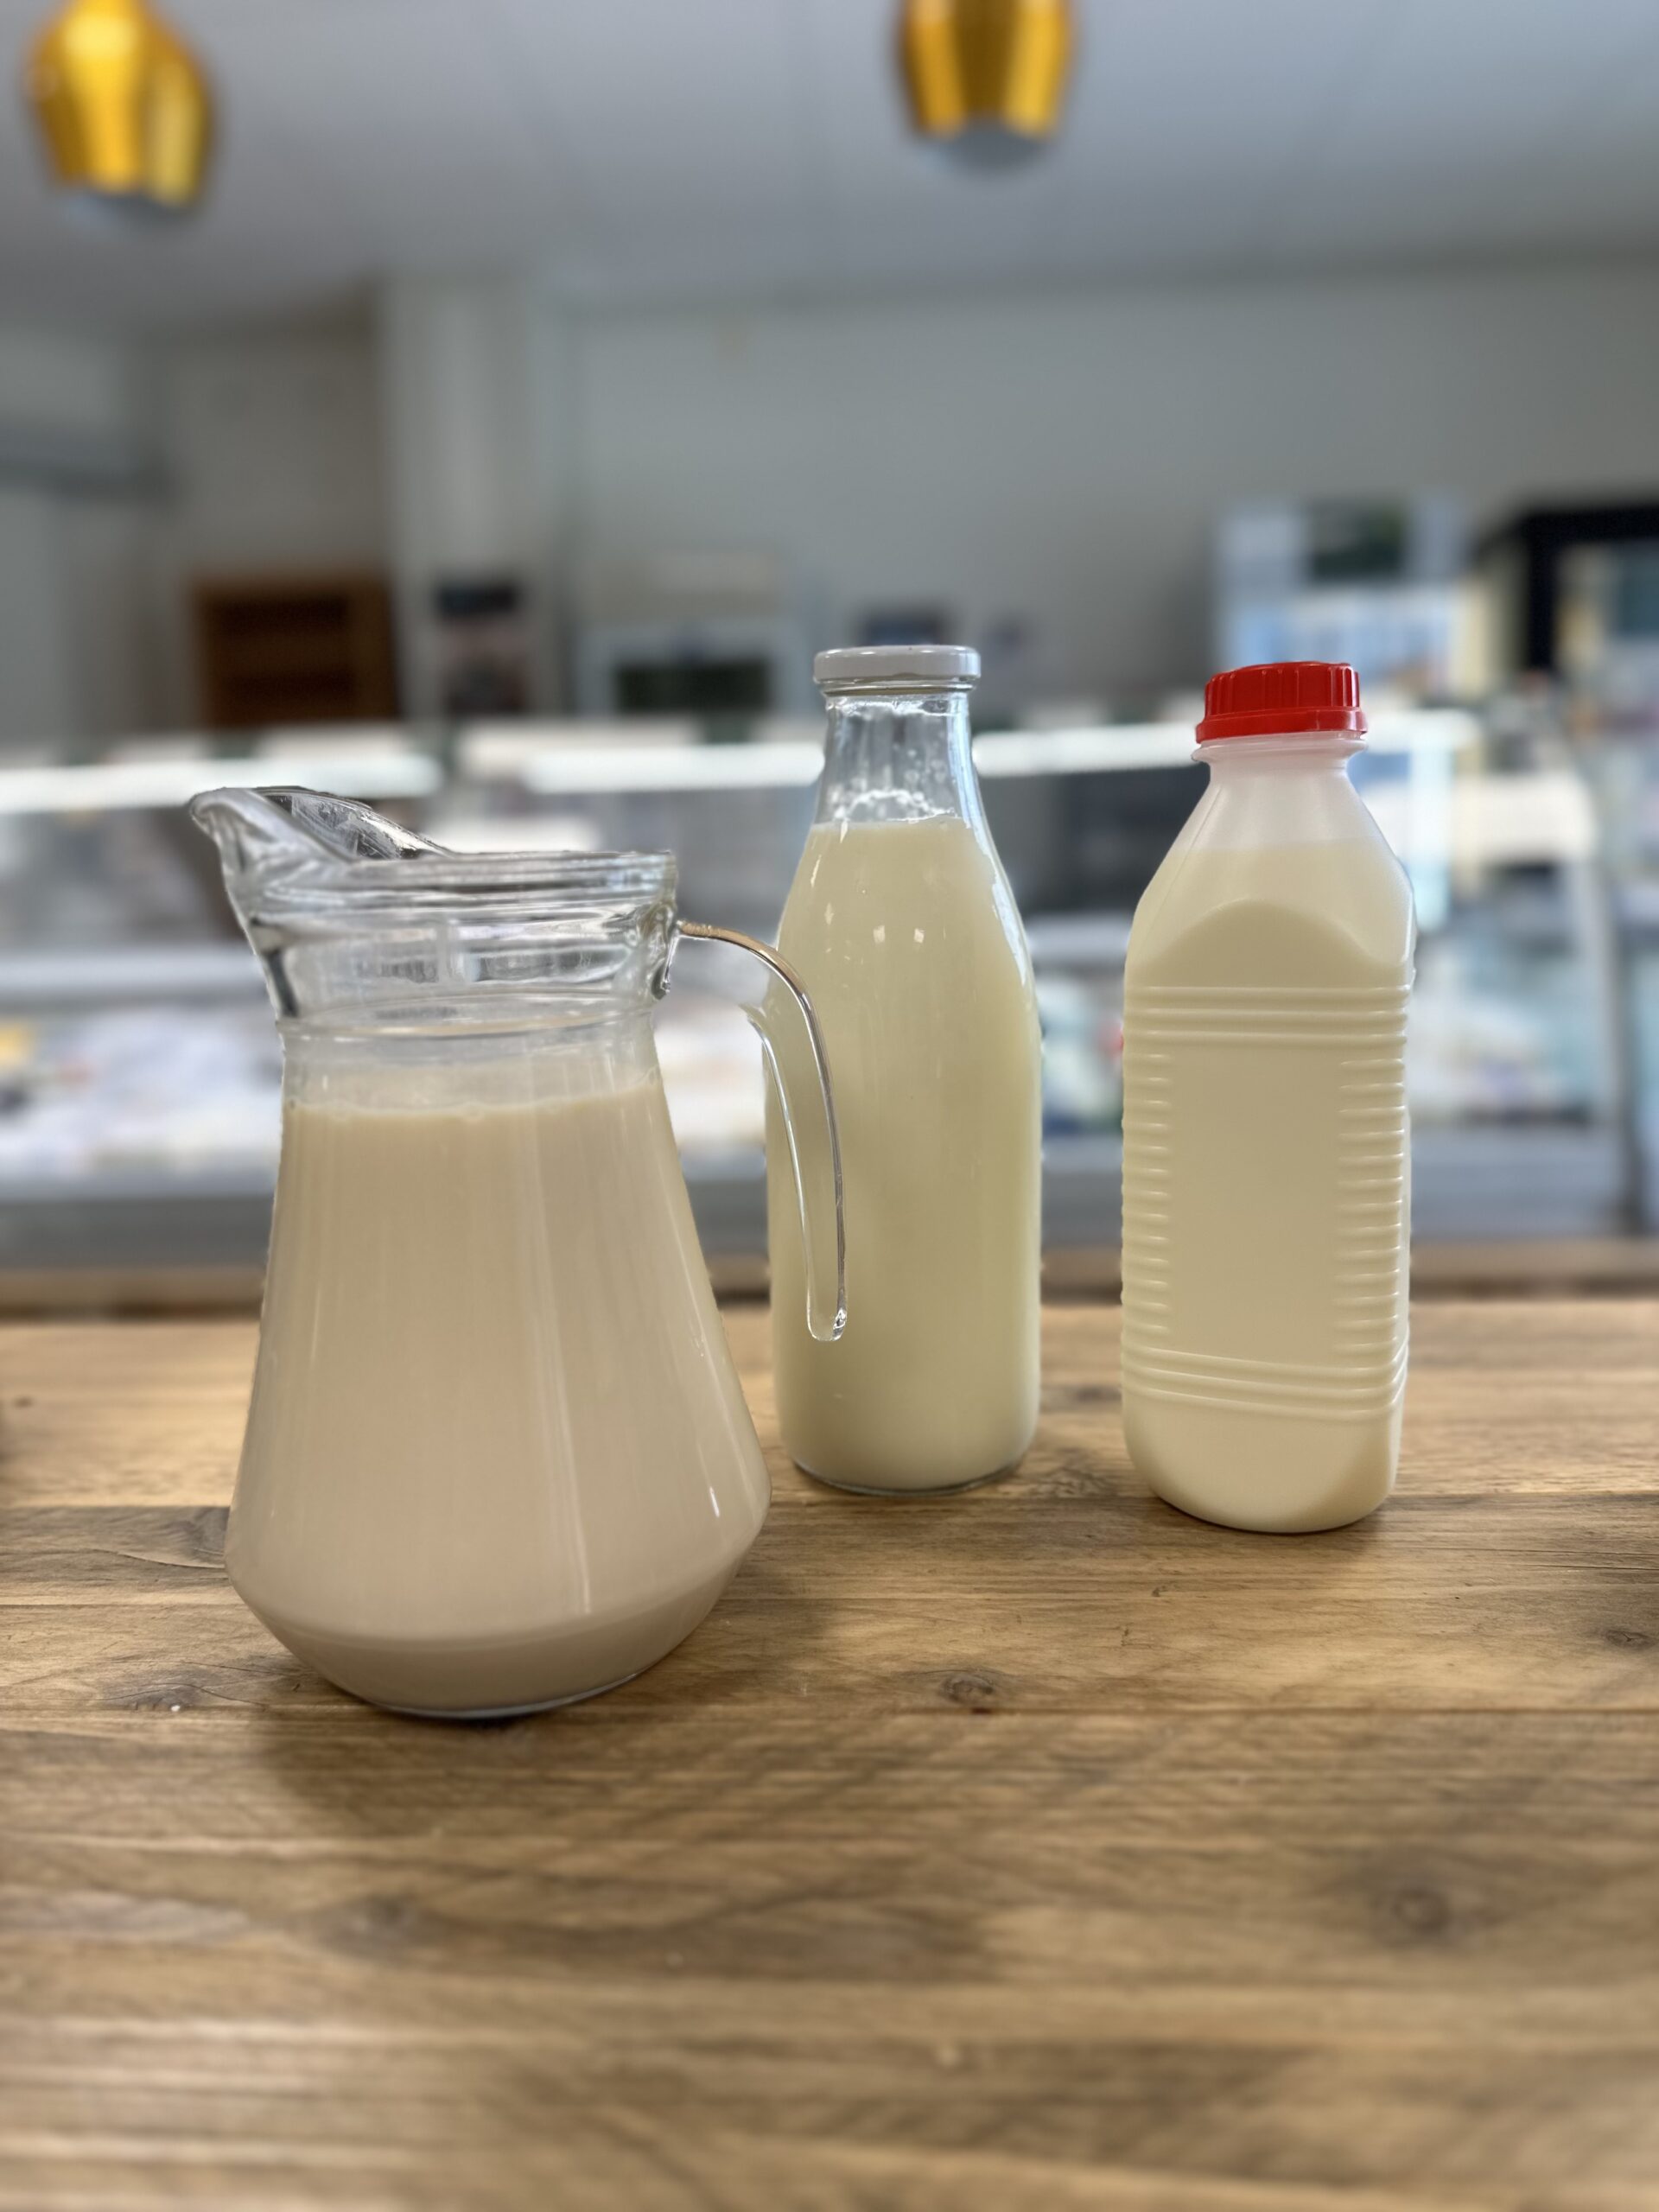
1121,661 -> 1415,1532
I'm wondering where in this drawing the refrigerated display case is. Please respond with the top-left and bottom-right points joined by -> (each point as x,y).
0,706 -> 1651,1293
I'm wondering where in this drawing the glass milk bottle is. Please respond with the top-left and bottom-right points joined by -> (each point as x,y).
767,644 -> 1042,1492
1121,661 -> 1415,1533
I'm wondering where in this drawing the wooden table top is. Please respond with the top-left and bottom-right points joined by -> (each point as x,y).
3,1300 -> 1657,2210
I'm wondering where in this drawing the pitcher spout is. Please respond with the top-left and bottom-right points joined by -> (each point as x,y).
190,786 -> 440,907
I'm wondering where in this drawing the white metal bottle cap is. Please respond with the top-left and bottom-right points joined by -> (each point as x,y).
813,644 -> 982,688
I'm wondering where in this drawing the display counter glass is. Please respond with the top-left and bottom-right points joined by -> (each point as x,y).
2,709 -> 1652,1284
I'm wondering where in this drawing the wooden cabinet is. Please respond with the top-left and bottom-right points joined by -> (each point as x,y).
191,573 -> 398,730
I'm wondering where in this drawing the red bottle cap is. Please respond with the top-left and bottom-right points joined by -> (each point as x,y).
1196,660 -> 1367,742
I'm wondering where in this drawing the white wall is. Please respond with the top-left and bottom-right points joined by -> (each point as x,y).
145,318 -> 387,725
0,327 -> 137,431
10,255 -> 1659,746
0,318 -> 386,744
376,275 -> 566,715
567,257 -> 1659,698
0,487 -> 75,748
0,327 -> 148,752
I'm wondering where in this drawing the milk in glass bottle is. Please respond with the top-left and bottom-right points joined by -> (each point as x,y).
1121,661 -> 1414,1532
768,645 -> 1042,1493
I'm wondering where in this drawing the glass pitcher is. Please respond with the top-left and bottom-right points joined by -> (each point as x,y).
193,788 -> 844,1719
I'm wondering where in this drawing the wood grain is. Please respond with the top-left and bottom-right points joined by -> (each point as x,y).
0,1302 -> 1656,2209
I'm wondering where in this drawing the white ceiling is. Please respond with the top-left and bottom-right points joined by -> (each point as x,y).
2,0 -> 1659,330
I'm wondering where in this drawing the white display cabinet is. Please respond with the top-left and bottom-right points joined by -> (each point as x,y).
0,709 -> 1649,1287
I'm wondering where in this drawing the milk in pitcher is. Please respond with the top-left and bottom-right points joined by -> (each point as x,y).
232,1045 -> 769,1714
1121,662 -> 1415,1532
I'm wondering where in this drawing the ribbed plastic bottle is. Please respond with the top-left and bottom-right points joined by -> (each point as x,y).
1121,661 -> 1415,1532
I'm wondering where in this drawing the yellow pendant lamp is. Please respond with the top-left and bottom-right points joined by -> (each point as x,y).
23,0 -> 213,219
900,0 -> 1073,168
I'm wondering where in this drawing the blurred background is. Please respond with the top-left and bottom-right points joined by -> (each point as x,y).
2,0 -> 1658,1304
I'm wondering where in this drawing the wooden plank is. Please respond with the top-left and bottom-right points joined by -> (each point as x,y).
0,2136 -> 1605,2212
5,1301 -> 1655,1510
2,1484 -> 1657,1714
0,1321 -> 255,1508
0,1713 -> 1657,2204
0,1304 -> 1656,2208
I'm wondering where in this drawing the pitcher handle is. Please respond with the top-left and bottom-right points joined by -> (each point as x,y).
672,922 -> 847,1344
